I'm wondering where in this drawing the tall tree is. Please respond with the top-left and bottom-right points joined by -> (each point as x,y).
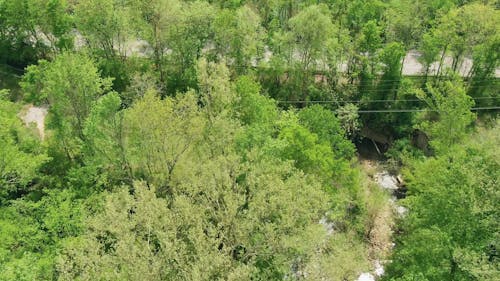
83,92 -> 131,186
384,123 -> 500,280
21,53 -> 113,163
123,90 -> 204,194
166,1 -> 215,92
279,4 -> 337,102
74,0 -> 131,59
56,161 -> 331,280
212,5 -> 265,75
415,77 -> 475,153
429,3 -> 499,76
131,0 -> 183,90
74,0 -> 134,91
0,0 -> 73,66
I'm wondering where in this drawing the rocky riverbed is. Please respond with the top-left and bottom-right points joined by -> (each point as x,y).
356,163 -> 407,281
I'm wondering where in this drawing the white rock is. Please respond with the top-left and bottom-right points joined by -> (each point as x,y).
319,217 -> 335,236
396,206 -> 408,216
374,260 -> 384,277
375,172 -> 399,190
357,273 -> 375,281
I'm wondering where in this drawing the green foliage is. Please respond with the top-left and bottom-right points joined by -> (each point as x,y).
124,90 -> 204,193
130,0 -> 220,94
2,1 -> 499,280
0,0 -> 73,66
415,78 -> 475,153
298,104 -> 355,160
364,42 -> 406,129
165,1 -> 215,92
277,113 -> 337,180
359,20 -> 382,55
197,58 -> 236,118
336,104 -> 361,137
0,189 -> 84,281
419,33 -> 442,75
286,4 -> 337,68
56,164 -> 329,280
212,6 -> 265,72
83,92 -> 129,186
74,0 -> 137,92
234,76 -> 277,126
74,0 -> 131,59
346,0 -> 386,33
428,3 -> 499,75
468,33 -> 500,102
21,52 -> 113,163
46,59 -> 378,280
385,123 -> 500,280
263,3 -> 340,103
0,97 -> 48,201
380,42 -> 406,79
384,0 -> 424,49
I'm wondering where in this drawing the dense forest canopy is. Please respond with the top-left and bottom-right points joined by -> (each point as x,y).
0,0 -> 498,280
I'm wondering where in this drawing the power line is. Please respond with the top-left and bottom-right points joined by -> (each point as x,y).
469,107 -> 500,111
350,79 -> 499,84
336,82 -> 499,88
277,96 -> 500,104
354,107 -> 500,114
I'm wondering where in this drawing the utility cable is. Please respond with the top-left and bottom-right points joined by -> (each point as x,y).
277,96 -> 500,104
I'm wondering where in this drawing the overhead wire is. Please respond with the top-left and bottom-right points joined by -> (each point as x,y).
354,107 -> 500,114
277,96 -> 500,104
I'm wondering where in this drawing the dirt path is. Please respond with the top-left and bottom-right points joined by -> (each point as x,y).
21,105 -> 48,140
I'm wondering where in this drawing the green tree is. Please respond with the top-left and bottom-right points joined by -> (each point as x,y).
345,0 -> 386,35
74,0 -> 134,91
468,33 -> 500,102
33,0 -> 74,52
385,124 -> 500,281
123,90 -> 204,194
212,6 -> 265,74
53,56 -> 380,280
355,19 -> 382,98
419,33 -> 442,79
165,1 -> 215,92
365,42 -> 406,129
0,189 -> 84,281
431,3 -> 499,75
234,76 -> 278,126
415,78 -> 475,153
0,0 -> 73,66
271,110 -> 356,189
0,96 -> 48,201
336,103 -> 361,138
298,104 -> 355,160
357,20 -> 382,75
384,0 -> 424,50
272,4 -> 338,102
21,53 -> 113,164
131,0 -> 183,89
75,0 -> 131,59
83,92 -> 131,186
56,153 -> 332,280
